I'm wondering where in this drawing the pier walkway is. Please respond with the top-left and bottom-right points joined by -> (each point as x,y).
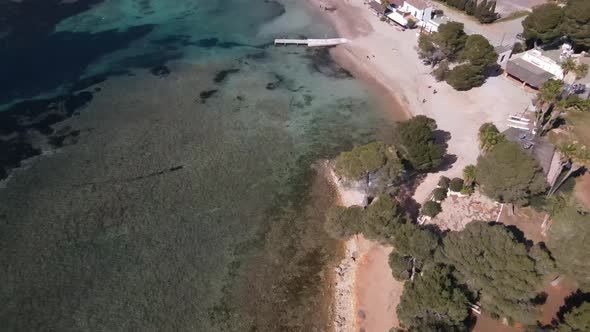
273,38 -> 348,47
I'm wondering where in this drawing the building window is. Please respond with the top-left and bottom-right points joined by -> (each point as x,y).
500,55 -> 506,62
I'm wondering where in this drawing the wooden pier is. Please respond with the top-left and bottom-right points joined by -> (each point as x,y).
273,38 -> 348,47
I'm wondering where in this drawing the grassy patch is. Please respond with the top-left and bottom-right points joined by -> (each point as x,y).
495,10 -> 530,23
552,111 -> 590,148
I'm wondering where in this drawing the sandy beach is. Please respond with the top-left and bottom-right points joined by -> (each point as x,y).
311,0 -> 536,330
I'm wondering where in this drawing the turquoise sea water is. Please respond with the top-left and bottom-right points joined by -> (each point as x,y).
0,0 -> 395,330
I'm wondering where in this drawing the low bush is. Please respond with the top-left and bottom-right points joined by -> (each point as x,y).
433,187 -> 448,201
460,185 -> 474,195
422,201 -> 442,218
445,63 -> 485,91
438,176 -> 451,189
449,178 -> 464,192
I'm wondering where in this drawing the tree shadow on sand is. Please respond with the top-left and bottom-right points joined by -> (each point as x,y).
431,129 -> 457,172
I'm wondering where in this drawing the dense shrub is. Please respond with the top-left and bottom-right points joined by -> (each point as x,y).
433,60 -> 450,81
476,141 -> 547,206
445,64 -> 485,91
422,201 -> 442,217
449,178 -> 464,192
460,185 -> 474,195
433,188 -> 448,201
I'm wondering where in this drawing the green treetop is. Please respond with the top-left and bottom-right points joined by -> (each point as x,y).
478,123 -> 504,151
334,141 -> 404,186
475,140 -> 547,206
460,34 -> 498,68
335,141 -> 387,180
548,207 -> 590,291
324,195 -> 408,244
362,195 -> 407,243
437,222 -> 545,325
562,0 -> 590,50
555,301 -> 590,332
538,79 -> 564,105
522,3 -> 565,46
393,116 -> 445,172
324,206 -> 363,240
392,222 -> 439,265
397,264 -> 471,330
434,22 -> 468,60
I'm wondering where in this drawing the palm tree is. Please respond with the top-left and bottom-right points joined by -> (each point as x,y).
573,63 -> 589,79
560,58 -> 577,75
535,79 -> 563,136
540,103 -> 565,136
463,164 -> 477,187
537,79 -> 563,104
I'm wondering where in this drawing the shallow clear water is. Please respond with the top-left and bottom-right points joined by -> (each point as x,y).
0,0 -> 395,330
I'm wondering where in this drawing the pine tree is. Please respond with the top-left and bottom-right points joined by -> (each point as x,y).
475,0 -> 488,20
465,0 -> 477,16
478,0 -> 497,23
437,222 -> 546,325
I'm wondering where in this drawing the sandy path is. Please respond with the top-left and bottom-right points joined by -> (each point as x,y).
355,241 -> 404,332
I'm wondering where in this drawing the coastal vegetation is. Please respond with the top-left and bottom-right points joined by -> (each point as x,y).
335,141 -> 393,180
392,115 -> 445,172
522,0 -> 590,50
418,22 -> 498,90
327,117 -> 569,331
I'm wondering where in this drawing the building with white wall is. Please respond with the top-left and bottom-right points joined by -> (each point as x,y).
386,0 -> 433,27
505,44 -> 573,89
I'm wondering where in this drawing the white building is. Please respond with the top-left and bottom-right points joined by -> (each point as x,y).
386,0 -> 433,27
423,15 -> 450,33
400,0 -> 433,22
505,44 -> 572,89
520,50 -> 565,79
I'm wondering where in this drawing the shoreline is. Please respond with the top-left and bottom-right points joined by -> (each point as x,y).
322,160 -> 365,332
310,0 -> 535,330
322,160 -> 404,331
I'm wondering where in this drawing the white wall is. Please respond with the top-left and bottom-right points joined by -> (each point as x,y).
497,50 -> 512,69
522,51 -> 564,79
401,3 -> 424,20
400,2 -> 432,21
